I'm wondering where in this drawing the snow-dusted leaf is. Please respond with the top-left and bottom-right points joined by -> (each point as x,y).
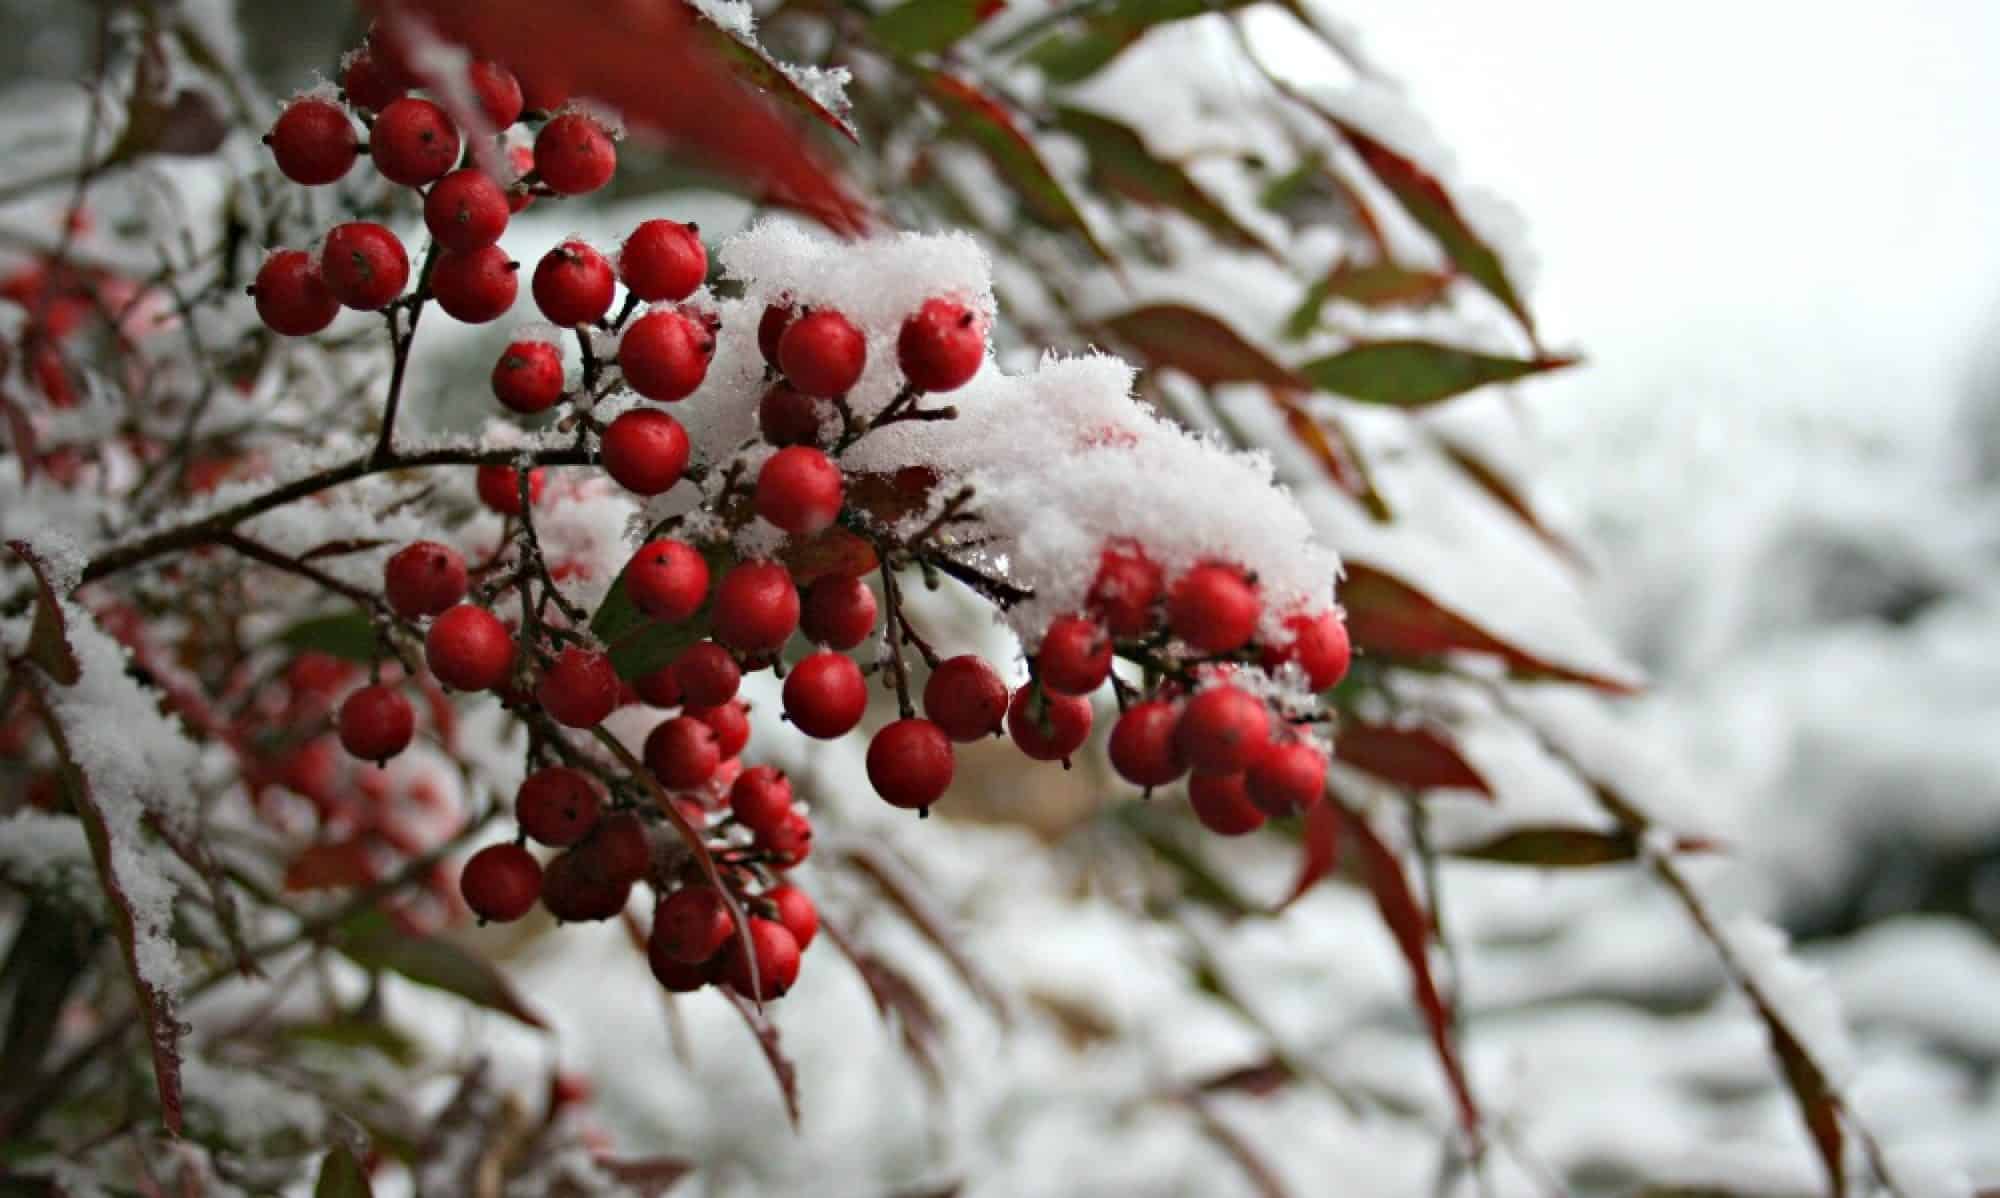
1285,260 -> 1453,338
841,843 -> 1010,1018
277,610 -> 378,664
1054,106 -> 1268,250
1435,438 -> 1581,564
5,542 -> 79,685
821,920 -> 948,1090
335,910 -> 546,1030
720,988 -> 800,1128
869,0 -> 998,58
1767,1007 -> 1847,1198
1014,0 -> 1262,84
1276,797 -> 1340,911
1334,722 -> 1491,796
684,1 -> 858,143
1099,304 -> 1303,388
1260,154 -> 1390,258
1301,341 -> 1576,408
314,1144 -> 374,1198
1264,390 -> 1390,520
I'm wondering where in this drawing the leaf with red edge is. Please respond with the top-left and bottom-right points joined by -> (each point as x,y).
1277,798 -> 1340,911
1340,561 -> 1640,694
1265,389 -> 1390,520
5,541 -> 79,685
368,0 -> 870,234
1334,722 -> 1491,796
1435,438 -> 1582,565
1190,1057 -> 1294,1098
869,0 -> 1001,59
685,2 -> 858,143
1302,340 -> 1577,408
284,838 -> 379,891
780,526 -> 879,587
1285,259 -> 1453,339
821,920 -> 948,1090
842,843 -> 1010,1019
1342,804 -> 1481,1144
1100,305 -> 1303,388
720,987 -> 801,1128
1053,106 -> 1269,251
334,910 -> 546,1030
1757,990 -> 1847,1198
598,1157 -> 697,1197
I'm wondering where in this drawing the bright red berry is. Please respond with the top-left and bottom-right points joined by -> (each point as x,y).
363,23 -> 423,87
1108,700 -> 1186,789
758,381 -> 823,447
633,662 -> 684,708
729,766 -> 795,837
644,716 -> 720,790
267,98 -> 357,185
922,655 -> 1007,742
720,917 -> 801,1000
423,168 -> 510,252
688,699 -> 750,759
515,766 -> 603,847
491,339 -> 565,413
461,843 -> 541,922
619,220 -> 707,302
475,464 -> 543,515
467,58 -> 524,128
505,143 -> 536,213
430,244 -> 518,324
619,308 -> 712,401
782,651 -> 867,739
1088,541 -> 1164,638
337,684 -> 416,762
866,718 -> 955,810
601,408 -> 691,495
757,303 -> 794,368
1038,615 -> 1112,696
1261,609 -> 1352,691
626,540 -> 709,622
800,575 -> 877,649
1174,685 -> 1271,775
534,111 -> 616,195
319,222 -> 409,310
648,936 -> 714,992
711,561 -> 799,655
537,646 -> 621,728
252,251 -> 339,337
425,604 -> 514,691
370,96 -> 460,186
767,884 -> 818,951
759,808 -> 813,867
1245,741 -> 1327,816
1006,685 -> 1093,762
1188,772 -> 1266,836
897,298 -> 985,392
673,641 -> 740,708
778,309 -> 866,397
341,49 -> 407,112
654,885 -> 734,964
1168,563 -> 1260,654
532,240 -> 615,327
384,541 -> 468,618
540,846 -> 630,922
755,446 -> 844,535
592,811 -> 653,885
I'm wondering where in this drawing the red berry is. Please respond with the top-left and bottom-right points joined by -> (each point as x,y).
252,250 -> 339,336
370,97 -> 460,186
755,447 -> 844,535
633,662 -> 684,708
866,718 -> 954,810
1168,563 -> 1260,655
711,561 -> 799,654
1088,541 -> 1164,638
532,240 -> 615,327
800,575 -> 877,649
779,309 -> 867,397
467,59 -> 524,128
537,646 -> 621,728
541,846 -> 630,922
673,641 -> 740,708
267,98 -> 357,185
648,937 -> 713,993
1244,741 -> 1327,816
425,605 -> 515,691
475,464 -> 544,515
1037,615 -> 1111,696
515,766 -> 603,847
516,67 -> 571,115
757,303 -> 794,368
534,112 -> 616,195
423,168 -> 510,252
601,408 -> 691,495
319,222 -> 409,311
644,716 -> 720,790
1006,685 -> 1093,762
1188,773 -> 1266,836
619,308 -> 712,401
759,809 -> 813,867
1174,685 -> 1271,775
337,684 -> 415,762
430,244 -> 518,324
758,381 -> 823,447
363,23 -> 423,87
654,885 -> 734,963
341,49 -> 407,112
384,541 -> 468,618
505,143 -> 536,212
767,884 -> 819,951
923,655 -> 1007,742
720,917 -> 801,1000
688,699 -> 750,759
1108,700 -> 1186,789
591,811 -> 653,885
491,339 -> 565,413
626,539 -> 709,622
1261,609 -> 1351,692
461,843 -> 541,922
730,766 -> 795,837
782,651 -> 867,739
897,297 -> 985,392
619,220 -> 707,302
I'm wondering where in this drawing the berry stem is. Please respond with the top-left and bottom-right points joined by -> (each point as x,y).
876,559 -> 916,718
370,239 -> 443,466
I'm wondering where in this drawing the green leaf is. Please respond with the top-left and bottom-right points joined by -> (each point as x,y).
315,1143 -> 375,1198
589,542 -> 735,680
686,3 -> 858,142
1014,0 -> 1262,84
870,0 -> 989,58
276,610 -> 379,663
1022,29 -> 1129,84
1098,304 -> 1302,388
334,910 -> 546,1030
1447,826 -> 1641,868
1053,106 -> 1268,250
1300,341 -> 1576,408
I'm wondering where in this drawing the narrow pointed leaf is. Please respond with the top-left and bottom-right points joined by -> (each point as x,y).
1265,389 -> 1390,520
1436,439 -> 1581,564
1448,825 -> 1639,868
5,542 -> 79,685
1054,106 -> 1268,250
334,910 -> 546,1030
870,0 -> 997,58
599,1157 -> 698,1197
314,1144 -> 375,1198
1100,304 -> 1303,388
687,3 -> 858,143
1277,798 -> 1340,910
1302,340 -> 1576,408
1334,722 -> 1490,796
720,988 -> 801,1128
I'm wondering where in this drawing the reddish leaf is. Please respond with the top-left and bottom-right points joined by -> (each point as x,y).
1285,259 -> 1454,340
720,987 -> 801,1128
1100,304 -> 1303,389
1187,1095 -> 1294,1198
1265,389 -> 1389,521
335,910 -> 546,1030
1334,722 -> 1490,796
821,920 -> 947,1090
1,390 -> 36,484
5,541 -> 79,685
1277,798 -> 1339,911
370,0 -> 870,234
842,843 -> 1010,1020
1053,105 -> 1269,251
1301,340 -> 1577,408
1191,1057 -> 1294,1098
284,838 -> 379,891
598,1157 -> 697,1197
1340,561 -> 1640,694
1435,439 -> 1581,566
687,3 -> 858,143
1757,990 -> 1846,1197
779,525 -> 879,587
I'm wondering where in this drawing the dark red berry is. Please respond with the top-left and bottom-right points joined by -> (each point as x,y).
430,244 -> 518,324
633,662 -> 684,708
648,937 -> 713,993
252,250 -> 339,336
516,66 -> 571,115
337,684 -> 415,762
363,22 -> 423,87
767,884 -> 818,951
673,641 -> 740,708
601,408 -> 690,495
755,446 -> 844,535
688,699 -> 750,759
778,309 -> 867,397
591,811 -> 653,885
782,651 -> 867,739
758,381 -> 823,447
711,561 -> 799,655
720,917 -> 801,1000
467,58 -> 524,128
866,718 -> 954,809
267,98 -> 357,185
757,303 -> 794,368
644,716 -> 720,790
424,168 -> 510,252
540,846 -> 630,922
1188,772 -> 1266,836
516,766 -> 603,847
505,143 -> 536,212
626,539 -> 709,622
384,541 -> 468,618
1261,609 -> 1351,691
534,111 -> 616,195
537,646 -> 621,728
800,575 -> 877,649
492,339 -> 565,413
1108,700 -> 1186,789
341,50 -> 407,112
1168,563 -> 1260,654
619,308 -> 712,401
461,842 -> 541,922
371,97 -> 460,186
425,605 -> 514,691
1088,541 -> 1164,638
1244,741 -> 1327,816
729,766 -> 794,837
897,297 -> 985,392
1037,615 -> 1111,696
619,220 -> 706,302
532,240 -> 615,327
475,464 -> 544,515
923,655 -> 1007,742
319,222 -> 409,310
654,885 -> 734,963
758,808 -> 813,867
1174,685 -> 1271,775
1006,685 -> 1092,762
